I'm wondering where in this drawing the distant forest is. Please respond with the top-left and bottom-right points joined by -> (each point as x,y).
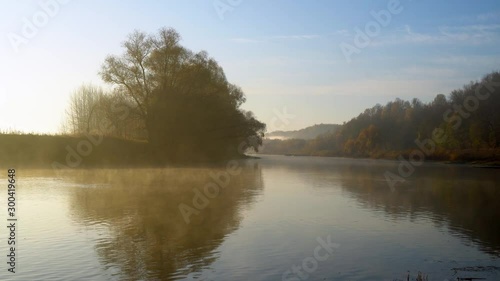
260,71 -> 500,162
266,124 -> 340,140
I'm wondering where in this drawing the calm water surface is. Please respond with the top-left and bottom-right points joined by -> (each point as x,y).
1,155 -> 499,280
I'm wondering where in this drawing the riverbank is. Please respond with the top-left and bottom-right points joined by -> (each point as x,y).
258,147 -> 500,167
3,133 -> 498,169
373,148 -> 500,167
0,133 -> 255,169
0,133 -> 150,169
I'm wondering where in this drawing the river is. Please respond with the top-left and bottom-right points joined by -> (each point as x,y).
1,155 -> 499,280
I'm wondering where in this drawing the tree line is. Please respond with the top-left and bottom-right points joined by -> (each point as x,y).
260,71 -> 500,161
62,27 -> 266,162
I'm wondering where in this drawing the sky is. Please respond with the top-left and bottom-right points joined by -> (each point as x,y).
1,0 -> 500,134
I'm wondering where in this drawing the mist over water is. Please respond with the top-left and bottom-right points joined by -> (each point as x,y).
1,156 -> 499,280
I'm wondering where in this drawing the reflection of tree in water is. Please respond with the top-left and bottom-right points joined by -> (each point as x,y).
67,162 -> 263,280
335,163 -> 500,256
262,157 -> 500,257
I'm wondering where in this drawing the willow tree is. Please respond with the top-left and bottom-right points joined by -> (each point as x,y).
100,28 -> 265,161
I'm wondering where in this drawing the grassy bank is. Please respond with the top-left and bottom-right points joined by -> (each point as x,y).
0,133 -> 255,169
0,134 -> 151,169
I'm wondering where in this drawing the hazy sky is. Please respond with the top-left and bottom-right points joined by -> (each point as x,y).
1,0 -> 500,133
